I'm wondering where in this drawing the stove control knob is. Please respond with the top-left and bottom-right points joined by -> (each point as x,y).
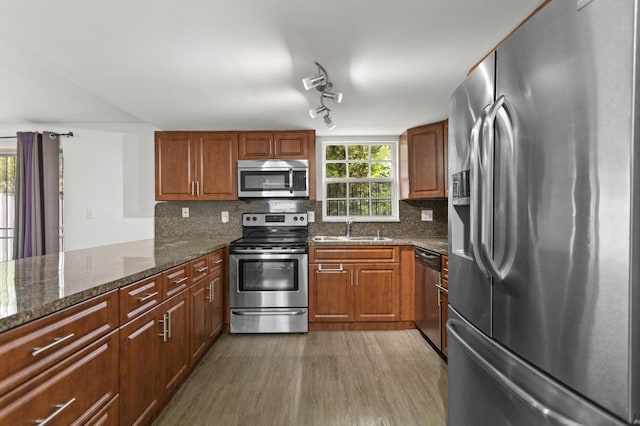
245,217 -> 250,221
252,216 -> 257,221
293,216 -> 298,221
299,216 -> 305,221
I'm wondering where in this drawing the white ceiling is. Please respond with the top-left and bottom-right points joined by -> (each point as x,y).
0,0 -> 542,136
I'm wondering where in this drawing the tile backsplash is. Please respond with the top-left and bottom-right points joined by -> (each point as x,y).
155,199 -> 447,239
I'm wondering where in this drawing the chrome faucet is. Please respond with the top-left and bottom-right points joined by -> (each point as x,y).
345,217 -> 354,237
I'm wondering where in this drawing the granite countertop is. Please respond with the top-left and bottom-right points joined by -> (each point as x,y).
0,238 -> 231,333
309,236 -> 449,256
0,235 -> 448,333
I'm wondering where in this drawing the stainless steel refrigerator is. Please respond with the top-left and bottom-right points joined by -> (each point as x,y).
447,0 -> 639,424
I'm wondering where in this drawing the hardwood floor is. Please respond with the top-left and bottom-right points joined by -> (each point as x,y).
153,330 -> 448,426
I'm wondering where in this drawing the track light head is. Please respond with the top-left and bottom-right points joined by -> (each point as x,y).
303,75 -> 326,91
309,105 -> 329,119
322,91 -> 343,104
323,113 -> 336,130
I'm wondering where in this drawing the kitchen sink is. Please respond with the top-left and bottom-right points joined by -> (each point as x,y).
312,235 -> 393,242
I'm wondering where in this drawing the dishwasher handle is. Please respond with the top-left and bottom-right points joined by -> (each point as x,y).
414,248 -> 442,271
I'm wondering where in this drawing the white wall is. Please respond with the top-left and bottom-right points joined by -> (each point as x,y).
0,123 -> 157,251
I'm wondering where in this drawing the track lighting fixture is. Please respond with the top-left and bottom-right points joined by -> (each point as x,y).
303,60 -> 342,130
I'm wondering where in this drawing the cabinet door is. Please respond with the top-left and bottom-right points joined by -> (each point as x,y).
407,122 -> 445,199
155,131 -> 196,200
119,305 -> 163,426
162,290 -> 190,401
354,264 -> 400,321
238,132 -> 273,159
273,131 -> 308,158
207,266 -> 224,341
309,264 -> 353,322
197,132 -> 239,200
441,286 -> 449,357
189,278 -> 208,366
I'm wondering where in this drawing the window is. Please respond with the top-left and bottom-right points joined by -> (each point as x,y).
0,153 -> 15,261
322,139 -> 398,222
0,144 -> 64,261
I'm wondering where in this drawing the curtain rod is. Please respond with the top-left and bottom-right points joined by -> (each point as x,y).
0,132 -> 74,140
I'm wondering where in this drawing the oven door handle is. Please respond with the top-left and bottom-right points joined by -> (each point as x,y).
231,310 -> 306,316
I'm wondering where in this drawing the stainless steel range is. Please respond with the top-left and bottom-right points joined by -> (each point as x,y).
229,212 -> 308,333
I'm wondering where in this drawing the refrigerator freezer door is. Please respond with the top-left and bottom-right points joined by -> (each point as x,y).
490,0 -> 637,421
447,307 -> 625,426
448,54 -> 495,336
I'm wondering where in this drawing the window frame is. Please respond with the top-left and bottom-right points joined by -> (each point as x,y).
320,137 -> 399,223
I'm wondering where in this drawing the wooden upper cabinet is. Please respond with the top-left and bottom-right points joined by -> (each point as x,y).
399,121 -> 447,199
238,132 -> 273,159
155,132 -> 195,200
197,132 -> 239,200
155,131 -> 238,201
238,130 -> 309,160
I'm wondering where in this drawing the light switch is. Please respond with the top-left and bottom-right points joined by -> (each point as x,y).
307,211 -> 315,222
421,209 -> 433,221
182,207 -> 189,218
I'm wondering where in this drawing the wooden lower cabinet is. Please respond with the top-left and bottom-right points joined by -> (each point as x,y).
0,331 -> 119,425
190,277 -> 209,366
207,258 -> 224,341
119,305 -> 163,426
87,393 -> 120,426
309,263 -> 400,323
161,291 -> 190,400
440,288 -> 449,357
309,246 -> 402,328
354,264 -> 400,321
309,264 -> 353,322
120,290 -> 190,425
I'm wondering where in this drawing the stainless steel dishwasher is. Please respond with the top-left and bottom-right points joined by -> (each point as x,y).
414,247 -> 442,350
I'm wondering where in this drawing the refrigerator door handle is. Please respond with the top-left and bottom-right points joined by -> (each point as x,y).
480,94 -> 516,281
470,105 -> 491,278
448,318 -> 581,426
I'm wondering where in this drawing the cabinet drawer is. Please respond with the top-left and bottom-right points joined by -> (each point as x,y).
0,330 -> 119,425
190,255 -> 211,284
442,255 -> 449,280
119,274 -> 162,324
163,264 -> 190,299
86,394 -> 119,426
210,249 -> 225,271
310,246 -> 399,263
0,291 -> 118,396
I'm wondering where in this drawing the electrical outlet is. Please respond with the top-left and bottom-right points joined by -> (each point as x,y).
182,207 -> 189,218
421,209 -> 433,221
307,211 -> 315,222
221,211 -> 229,223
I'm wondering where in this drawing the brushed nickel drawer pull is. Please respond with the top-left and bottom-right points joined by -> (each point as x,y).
196,266 -> 209,273
32,333 -> 75,357
213,259 -> 223,264
138,291 -> 159,303
35,397 -> 76,424
318,263 -> 343,272
173,277 -> 188,285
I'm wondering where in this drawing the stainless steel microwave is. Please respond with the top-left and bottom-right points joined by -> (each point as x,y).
237,159 -> 309,198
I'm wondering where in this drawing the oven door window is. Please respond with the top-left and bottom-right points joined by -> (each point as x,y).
239,259 -> 299,291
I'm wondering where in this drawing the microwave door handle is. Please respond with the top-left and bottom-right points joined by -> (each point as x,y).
289,168 -> 294,193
